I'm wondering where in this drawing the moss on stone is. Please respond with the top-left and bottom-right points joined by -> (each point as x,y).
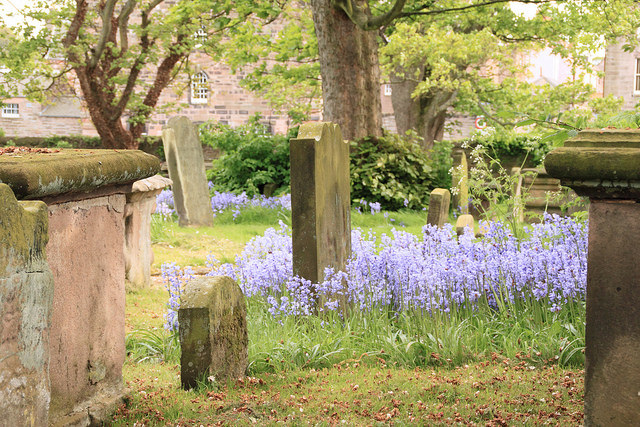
0,184 -> 49,274
565,129 -> 640,148
0,149 -> 160,199
545,147 -> 640,181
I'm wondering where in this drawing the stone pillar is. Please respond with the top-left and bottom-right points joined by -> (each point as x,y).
451,148 -> 469,214
124,175 -> 173,288
162,116 -> 213,227
0,184 -> 54,426
426,188 -> 451,228
0,148 -> 160,425
290,122 -> 351,286
179,276 -> 248,389
545,129 -> 640,426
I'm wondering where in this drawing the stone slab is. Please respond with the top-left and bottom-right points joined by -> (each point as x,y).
427,188 -> 451,228
0,149 -> 160,199
290,122 -> 351,286
0,184 -> 54,426
455,214 -> 474,236
162,116 -> 213,227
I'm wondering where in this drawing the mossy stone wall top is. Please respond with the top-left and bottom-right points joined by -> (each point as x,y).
564,129 -> 640,148
0,149 -> 160,199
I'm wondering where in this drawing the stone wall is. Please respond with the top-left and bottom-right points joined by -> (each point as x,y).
0,184 -> 54,426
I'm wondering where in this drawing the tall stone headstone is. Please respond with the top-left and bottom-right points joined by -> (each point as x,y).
426,188 -> 451,228
451,148 -> 469,214
545,129 -> 640,426
0,184 -> 54,426
162,116 -> 213,227
290,122 -> 351,288
178,276 -> 248,389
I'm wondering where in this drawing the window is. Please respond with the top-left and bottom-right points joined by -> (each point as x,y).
190,71 -> 209,104
1,103 -> 19,118
194,27 -> 207,47
384,84 -> 392,96
635,58 -> 640,94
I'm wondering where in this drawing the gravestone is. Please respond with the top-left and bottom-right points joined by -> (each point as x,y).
179,276 -> 248,389
545,129 -> 640,426
455,214 -> 475,236
290,122 -> 351,288
426,188 -> 451,228
451,148 -> 469,214
162,116 -> 213,227
0,184 -> 54,426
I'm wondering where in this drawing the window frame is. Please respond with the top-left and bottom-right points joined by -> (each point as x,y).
1,102 -> 19,118
383,84 -> 392,96
634,57 -> 640,95
190,71 -> 209,104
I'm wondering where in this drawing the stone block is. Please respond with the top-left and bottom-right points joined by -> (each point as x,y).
455,214 -> 474,236
124,175 -> 173,288
162,116 -> 213,227
179,276 -> 248,389
426,188 -> 451,228
290,122 -> 351,288
0,183 -> 54,426
545,129 -> 640,425
451,148 -> 469,214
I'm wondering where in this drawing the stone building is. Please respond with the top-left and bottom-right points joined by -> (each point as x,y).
603,41 -> 640,110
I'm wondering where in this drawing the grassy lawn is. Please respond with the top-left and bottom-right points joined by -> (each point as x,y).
117,208 -> 585,425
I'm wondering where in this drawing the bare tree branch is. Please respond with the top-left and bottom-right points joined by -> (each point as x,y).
332,0 -> 407,31
89,0 -> 117,68
118,0 -> 137,52
63,0 -> 88,51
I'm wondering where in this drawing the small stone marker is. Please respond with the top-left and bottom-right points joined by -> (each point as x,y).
455,214 -> 475,236
426,188 -> 451,228
179,276 -> 248,389
162,116 -> 213,227
290,122 -> 351,288
0,184 -> 54,426
451,148 -> 469,214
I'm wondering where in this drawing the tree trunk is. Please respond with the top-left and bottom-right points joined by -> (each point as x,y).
311,0 -> 382,141
390,67 -> 456,150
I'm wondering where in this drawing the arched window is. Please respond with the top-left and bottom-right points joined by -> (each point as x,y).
190,71 -> 209,104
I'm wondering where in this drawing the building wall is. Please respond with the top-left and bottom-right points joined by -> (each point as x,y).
604,41 -> 640,110
0,98 -> 84,137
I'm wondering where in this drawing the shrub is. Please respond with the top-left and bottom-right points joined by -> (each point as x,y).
351,132 -> 434,210
461,130 -> 552,167
201,116 -> 291,197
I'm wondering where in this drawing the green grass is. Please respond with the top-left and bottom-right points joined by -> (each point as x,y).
113,358 -> 584,425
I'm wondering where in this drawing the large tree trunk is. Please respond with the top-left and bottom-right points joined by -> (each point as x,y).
311,0 -> 382,140
391,67 -> 456,150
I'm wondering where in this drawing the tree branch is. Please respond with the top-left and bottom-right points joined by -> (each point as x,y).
118,0 -> 137,52
89,0 -> 117,68
332,0 -> 407,31
403,0 -> 564,18
63,0 -> 88,51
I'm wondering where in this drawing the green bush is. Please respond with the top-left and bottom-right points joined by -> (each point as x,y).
351,132 -> 434,211
462,131 -> 552,167
201,116 -> 291,196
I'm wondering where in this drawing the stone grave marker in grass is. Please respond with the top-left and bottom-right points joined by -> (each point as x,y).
162,116 -> 213,227
545,129 -> 640,426
427,188 -> 451,228
179,276 -> 248,390
455,214 -> 475,236
451,148 -> 469,214
0,184 -> 54,426
289,122 -> 351,309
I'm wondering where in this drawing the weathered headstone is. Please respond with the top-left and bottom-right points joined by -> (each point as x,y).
179,276 -> 248,389
290,122 -> 351,288
0,184 -> 54,426
162,116 -> 213,227
545,129 -> 640,426
451,148 -> 469,214
124,175 -> 173,288
426,188 -> 451,228
455,214 -> 475,236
